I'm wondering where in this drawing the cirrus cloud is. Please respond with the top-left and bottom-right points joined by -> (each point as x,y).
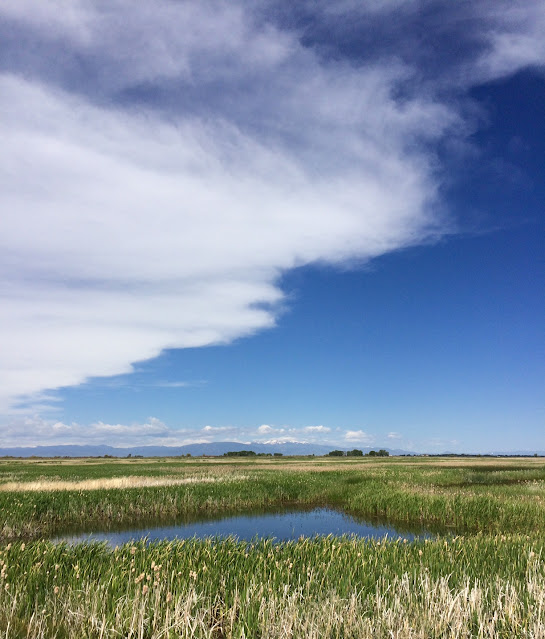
1,0 -> 543,420
304,425 -> 331,433
0,5 -> 448,415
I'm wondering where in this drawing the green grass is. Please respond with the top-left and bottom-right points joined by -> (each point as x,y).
1,534 -> 544,637
0,458 -> 544,540
0,457 -> 544,637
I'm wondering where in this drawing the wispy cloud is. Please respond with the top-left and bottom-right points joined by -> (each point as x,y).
423,438 -> 462,453
0,416 -> 185,448
0,1 -> 543,418
202,425 -> 234,433
154,381 -> 205,389
0,2 -> 450,415
0,414 -> 473,451
0,417 -> 334,448
387,432 -> 402,440
304,425 -> 331,433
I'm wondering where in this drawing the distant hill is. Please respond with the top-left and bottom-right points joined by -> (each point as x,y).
2,442 -> 540,459
0,442 -> 412,458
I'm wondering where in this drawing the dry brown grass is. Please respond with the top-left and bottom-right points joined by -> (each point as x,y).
202,457 -> 545,472
0,474 -> 249,493
2,455 -> 541,472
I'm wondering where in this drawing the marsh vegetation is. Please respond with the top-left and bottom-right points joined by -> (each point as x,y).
0,456 -> 543,637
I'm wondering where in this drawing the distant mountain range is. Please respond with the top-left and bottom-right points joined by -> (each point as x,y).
0,442 -> 411,458
0,442 -> 542,458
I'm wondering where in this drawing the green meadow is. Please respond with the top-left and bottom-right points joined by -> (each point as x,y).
0,456 -> 544,637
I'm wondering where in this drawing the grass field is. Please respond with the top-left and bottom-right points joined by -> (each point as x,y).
0,456 -> 544,637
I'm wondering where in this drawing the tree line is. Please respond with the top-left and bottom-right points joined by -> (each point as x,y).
327,449 -> 389,457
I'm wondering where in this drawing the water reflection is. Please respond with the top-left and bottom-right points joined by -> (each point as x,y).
54,507 -> 430,546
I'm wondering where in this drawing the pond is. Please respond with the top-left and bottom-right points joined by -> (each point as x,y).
53,507 -> 430,546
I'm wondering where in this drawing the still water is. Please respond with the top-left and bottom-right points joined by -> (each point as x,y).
54,507 -> 428,546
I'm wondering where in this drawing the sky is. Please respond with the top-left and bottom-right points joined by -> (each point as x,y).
0,0 -> 544,453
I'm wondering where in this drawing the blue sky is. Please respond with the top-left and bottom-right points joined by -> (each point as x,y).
0,1 -> 543,452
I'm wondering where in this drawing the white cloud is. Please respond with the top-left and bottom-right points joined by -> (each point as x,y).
474,3 -> 545,82
0,1 -> 543,419
345,430 -> 374,444
0,67 -> 445,415
0,416 -> 340,449
308,1 -> 545,86
304,425 -> 331,433
202,425 -> 234,433
0,2 -> 456,416
387,431 -> 402,440
0,415 -> 194,448
257,425 -> 274,434
154,381 -> 192,389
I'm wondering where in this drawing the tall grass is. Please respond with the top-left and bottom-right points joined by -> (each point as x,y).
0,460 -> 544,540
0,473 -> 328,540
0,535 -> 543,637
0,458 -> 544,637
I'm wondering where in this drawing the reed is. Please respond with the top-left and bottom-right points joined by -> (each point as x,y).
0,457 -> 543,637
0,534 -> 543,637
0,459 -> 544,540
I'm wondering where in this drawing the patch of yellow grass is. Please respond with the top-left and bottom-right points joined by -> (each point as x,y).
0,474 -> 248,492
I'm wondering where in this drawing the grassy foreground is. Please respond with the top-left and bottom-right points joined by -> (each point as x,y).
0,456 -> 544,637
1,534 -> 544,638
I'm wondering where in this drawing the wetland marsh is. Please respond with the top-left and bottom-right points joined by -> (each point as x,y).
0,456 -> 544,637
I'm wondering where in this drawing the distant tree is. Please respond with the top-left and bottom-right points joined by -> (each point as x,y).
328,450 -> 345,457
346,449 -> 363,456
367,450 -> 377,457
377,449 -> 389,457
273,452 -> 283,457
224,450 -> 257,457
